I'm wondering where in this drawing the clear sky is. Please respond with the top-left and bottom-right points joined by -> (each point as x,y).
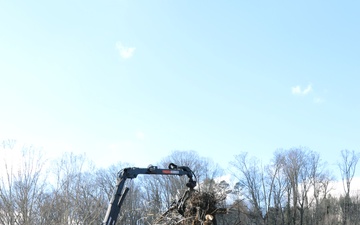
1,1 -> 359,179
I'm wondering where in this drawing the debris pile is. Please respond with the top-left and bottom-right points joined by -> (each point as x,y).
154,190 -> 228,225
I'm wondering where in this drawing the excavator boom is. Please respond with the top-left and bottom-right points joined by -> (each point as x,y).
102,163 -> 196,225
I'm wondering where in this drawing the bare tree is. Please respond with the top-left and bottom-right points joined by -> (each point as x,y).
338,149 -> 360,225
46,152 -> 106,224
338,149 -> 360,198
309,153 -> 333,225
230,152 -> 266,225
0,140 -> 47,225
281,148 -> 306,225
160,150 -> 221,206
0,139 -> 17,225
271,147 -> 332,225
268,152 -> 288,225
138,150 -> 221,224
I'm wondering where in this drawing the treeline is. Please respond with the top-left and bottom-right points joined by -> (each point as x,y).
0,139 -> 359,225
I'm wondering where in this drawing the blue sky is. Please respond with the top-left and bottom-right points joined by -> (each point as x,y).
1,1 -> 359,179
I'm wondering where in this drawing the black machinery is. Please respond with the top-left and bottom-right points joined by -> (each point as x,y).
102,163 -> 197,225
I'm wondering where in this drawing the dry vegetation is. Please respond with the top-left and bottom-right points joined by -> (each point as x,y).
154,190 -> 228,225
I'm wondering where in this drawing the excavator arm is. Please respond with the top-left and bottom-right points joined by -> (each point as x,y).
102,163 -> 197,225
